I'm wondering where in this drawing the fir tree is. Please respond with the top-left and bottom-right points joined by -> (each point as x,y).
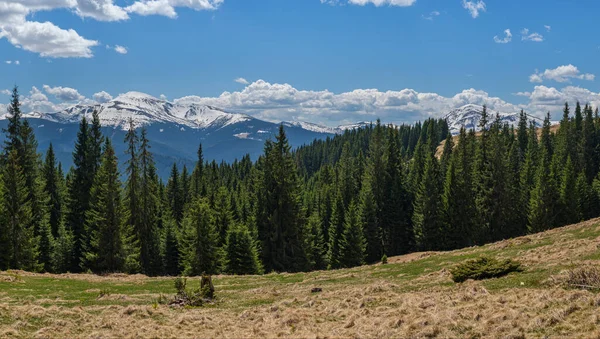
256,125 -> 307,272
43,144 -> 62,237
304,212 -> 327,270
327,193 -> 345,269
528,149 -> 560,233
2,150 -> 38,271
559,157 -> 579,225
224,223 -> 263,275
166,163 -> 183,223
191,144 -> 204,199
124,119 -> 142,270
180,198 -> 222,275
52,222 -> 74,273
360,179 -> 382,263
138,128 -> 163,275
82,140 -> 126,273
214,186 -> 234,247
413,146 -> 444,250
339,200 -> 366,268
162,218 -> 180,276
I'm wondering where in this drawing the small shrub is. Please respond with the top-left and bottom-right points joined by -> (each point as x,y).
450,256 -> 522,283
381,254 -> 388,265
565,267 -> 600,290
168,276 -> 216,307
98,288 -> 111,298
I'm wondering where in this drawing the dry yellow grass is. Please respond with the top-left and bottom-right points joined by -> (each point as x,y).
2,218 -> 600,338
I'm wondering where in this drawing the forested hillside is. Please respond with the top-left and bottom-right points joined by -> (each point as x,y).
1,86 -> 599,276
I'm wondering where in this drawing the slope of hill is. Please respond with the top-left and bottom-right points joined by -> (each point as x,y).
2,219 -> 600,338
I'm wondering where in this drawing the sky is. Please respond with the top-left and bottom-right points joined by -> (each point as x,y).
1,0 -> 600,126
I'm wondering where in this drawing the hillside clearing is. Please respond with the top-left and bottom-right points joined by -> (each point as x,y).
2,219 -> 600,338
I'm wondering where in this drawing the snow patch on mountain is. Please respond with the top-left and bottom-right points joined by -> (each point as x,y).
444,104 -> 542,135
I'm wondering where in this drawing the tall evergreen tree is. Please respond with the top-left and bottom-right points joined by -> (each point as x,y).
166,163 -> 183,223
256,125 -> 307,272
2,150 -> 38,271
191,144 -> 204,199
82,140 -> 126,273
123,119 -> 142,271
180,198 -> 222,275
43,144 -> 63,237
304,212 -> 327,270
413,144 -> 444,250
339,200 -> 366,268
360,178 -> 382,263
162,218 -> 180,276
138,128 -> 163,275
214,186 -> 234,247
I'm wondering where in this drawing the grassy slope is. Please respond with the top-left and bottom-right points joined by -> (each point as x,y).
1,218 -> 600,338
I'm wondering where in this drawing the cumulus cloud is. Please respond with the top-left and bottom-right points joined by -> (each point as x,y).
6,80 -> 600,126
43,85 -> 85,101
159,94 -> 167,100
93,90 -> 113,103
1,20 -> 99,58
114,45 -> 127,54
125,0 -> 223,18
235,77 -> 249,85
1,89 -> 11,95
521,28 -> 544,42
462,0 -> 485,18
530,65 -> 595,83
493,29 -> 512,44
544,25 -> 551,32
74,0 -> 129,21
0,0 -> 222,58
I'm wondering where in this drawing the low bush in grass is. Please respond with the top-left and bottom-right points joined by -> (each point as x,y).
451,256 -> 523,283
169,275 -> 216,307
565,266 -> 600,291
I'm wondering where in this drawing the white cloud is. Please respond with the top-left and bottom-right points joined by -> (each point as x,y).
159,94 -> 167,100
544,25 -> 551,32
521,28 -> 544,42
125,0 -> 223,18
74,0 -> 129,21
0,0 -> 222,58
1,89 -> 11,95
235,77 -> 249,85
43,84 -> 85,101
422,10 -> 440,20
5,60 -> 11,64
14,60 -> 19,65
93,90 -> 112,103
493,29 -> 512,44
530,65 -> 595,83
1,20 -> 99,58
462,0 -> 485,18
114,45 -> 127,54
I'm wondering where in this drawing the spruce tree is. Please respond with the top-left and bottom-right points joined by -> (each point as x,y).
327,193 -> 345,269
2,150 -> 38,271
52,222 -> 74,273
256,125 -> 307,272
166,163 -> 183,223
214,186 -> 234,247
162,218 -> 180,276
180,198 -> 222,275
304,212 -> 326,270
138,128 -> 163,275
124,119 -> 142,270
440,132 -> 454,176
360,179 -> 382,263
381,127 -> 411,256
413,145 -> 444,250
82,139 -> 126,273
224,223 -> 263,275
528,149 -> 559,234
191,144 -> 204,199
43,144 -> 62,237
339,200 -> 366,268
559,157 -> 579,225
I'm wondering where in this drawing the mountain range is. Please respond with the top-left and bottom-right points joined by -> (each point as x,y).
0,93 -> 533,177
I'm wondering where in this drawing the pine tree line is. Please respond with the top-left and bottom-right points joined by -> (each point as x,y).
2,85 -> 600,276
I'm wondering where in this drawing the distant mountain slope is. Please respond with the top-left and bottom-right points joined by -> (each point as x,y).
444,104 -> 543,135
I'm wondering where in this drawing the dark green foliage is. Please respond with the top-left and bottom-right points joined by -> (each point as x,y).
413,145 -> 443,250
82,140 -> 126,273
256,125 -> 307,273
381,254 -> 388,264
163,218 -> 180,276
304,213 -> 327,270
339,200 -> 366,268
224,223 -> 263,275
1,150 -> 39,271
450,256 -> 522,283
214,186 -> 234,247
180,198 -> 222,276
52,222 -> 74,273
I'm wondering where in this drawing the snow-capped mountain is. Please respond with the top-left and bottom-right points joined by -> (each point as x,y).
444,104 -> 542,135
0,92 -> 355,178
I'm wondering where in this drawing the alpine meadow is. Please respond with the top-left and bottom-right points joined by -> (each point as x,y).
3,0 -> 600,337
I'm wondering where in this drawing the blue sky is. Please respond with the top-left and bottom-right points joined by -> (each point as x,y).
1,0 -> 600,126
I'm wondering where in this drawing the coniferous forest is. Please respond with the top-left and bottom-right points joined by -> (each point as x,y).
2,85 -> 600,276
